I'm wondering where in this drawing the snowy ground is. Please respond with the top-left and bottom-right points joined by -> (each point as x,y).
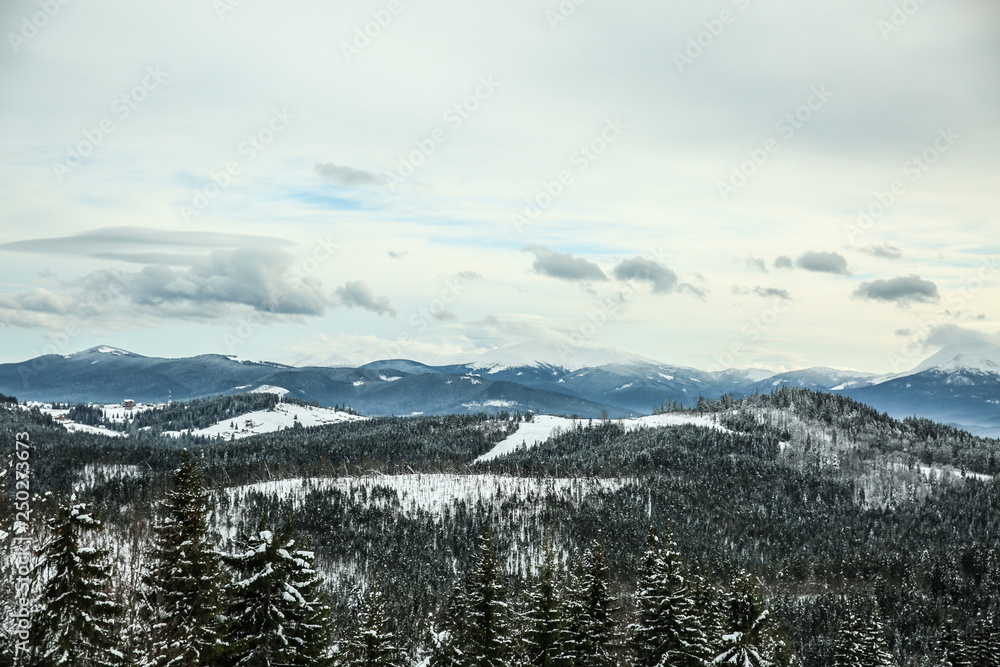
474,412 -> 732,462
163,402 -> 366,440
223,473 -> 628,519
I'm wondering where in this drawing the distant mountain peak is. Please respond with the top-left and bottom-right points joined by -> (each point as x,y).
80,345 -> 137,357
464,341 -> 651,373
911,341 -> 1000,376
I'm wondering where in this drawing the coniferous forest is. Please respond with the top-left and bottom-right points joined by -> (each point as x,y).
2,387 -> 1000,666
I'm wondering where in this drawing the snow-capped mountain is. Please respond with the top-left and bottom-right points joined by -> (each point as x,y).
3,341 -> 999,434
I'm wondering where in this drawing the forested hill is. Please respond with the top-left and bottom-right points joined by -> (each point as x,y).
1,387 -> 998,666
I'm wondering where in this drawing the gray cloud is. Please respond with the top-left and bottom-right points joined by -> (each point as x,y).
456,271 -> 484,282
611,257 -> 695,295
388,251 -> 408,259
524,246 -> 607,282
796,251 -> 850,275
924,324 -> 1000,349
853,275 -> 939,305
0,227 -> 290,258
858,244 -> 903,260
315,163 -> 383,187
774,256 -> 793,269
746,256 -> 767,273
334,281 -> 397,317
432,309 -> 459,322
754,286 -> 792,300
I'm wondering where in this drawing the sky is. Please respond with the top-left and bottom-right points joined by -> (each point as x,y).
1,0 -> 999,373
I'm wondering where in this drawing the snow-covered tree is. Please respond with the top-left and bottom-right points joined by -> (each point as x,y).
832,602 -> 864,667
465,525 -> 510,667
224,528 -> 332,666
29,496 -> 122,667
522,543 -> 567,667
344,585 -> 402,667
145,449 -> 224,667
858,608 -> 894,667
712,570 -> 786,667
630,527 -> 709,667
428,580 -> 470,667
567,539 -> 618,667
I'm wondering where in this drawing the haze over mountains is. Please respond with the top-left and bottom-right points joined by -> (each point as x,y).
2,340 -> 999,436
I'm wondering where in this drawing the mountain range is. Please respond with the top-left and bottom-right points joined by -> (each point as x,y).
2,340 -> 999,436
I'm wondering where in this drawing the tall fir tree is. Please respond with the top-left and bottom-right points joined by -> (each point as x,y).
858,607 -> 894,667
465,525 -> 510,667
967,610 -> 999,667
832,602 -> 864,667
933,614 -> 969,667
29,496 -> 122,667
522,543 -> 568,667
145,449 -> 224,667
428,580 -> 470,667
571,539 -> 619,667
629,527 -> 709,667
223,527 -> 332,666
713,570 -> 786,667
344,585 -> 403,667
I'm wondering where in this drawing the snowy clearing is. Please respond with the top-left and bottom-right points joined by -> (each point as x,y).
474,412 -> 732,462
163,402 -> 366,440
222,473 -> 629,518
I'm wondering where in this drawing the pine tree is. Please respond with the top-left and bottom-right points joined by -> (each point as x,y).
858,608 -> 894,667
29,496 -> 122,667
572,539 -> 618,667
465,525 -> 510,667
934,614 -> 969,667
967,610 -> 999,667
145,449 -> 224,667
522,544 -> 567,667
224,527 -> 333,666
629,527 -> 708,667
832,602 -> 864,667
713,570 -> 784,667
344,585 -> 402,667
428,580 -> 470,667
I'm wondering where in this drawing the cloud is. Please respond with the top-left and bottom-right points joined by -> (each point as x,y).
746,256 -> 767,273
456,271 -> 484,282
0,247 -> 334,329
853,274 -> 939,305
314,163 -> 383,187
796,251 -> 850,275
388,250 -> 408,259
923,324 -> 1000,349
333,281 -> 397,317
754,286 -> 792,300
0,227 -> 289,258
432,309 -> 459,322
857,243 -> 903,260
774,256 -> 793,269
611,257 -> 705,297
524,245 -> 607,282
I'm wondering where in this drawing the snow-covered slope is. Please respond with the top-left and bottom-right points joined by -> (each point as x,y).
909,341 -> 1000,376
462,340 -> 651,373
163,402 -> 365,440
475,412 -> 732,462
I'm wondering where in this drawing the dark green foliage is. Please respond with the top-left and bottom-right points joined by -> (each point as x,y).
29,497 -> 122,667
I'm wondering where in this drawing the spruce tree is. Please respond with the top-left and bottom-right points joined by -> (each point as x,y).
832,602 -> 864,667
858,608 -> 894,667
224,527 -> 332,666
934,614 -> 969,667
572,539 -> 618,667
713,570 -> 784,667
629,527 -> 708,667
145,449 -> 224,667
344,585 -> 402,667
428,580 -> 470,667
522,544 -> 567,667
29,496 -> 122,667
465,525 -> 510,667
968,610 -> 999,667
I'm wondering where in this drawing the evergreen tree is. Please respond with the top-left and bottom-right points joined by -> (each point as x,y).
224,527 -> 332,666
145,449 -> 224,667
465,525 -> 510,667
967,610 -> 999,667
832,602 -> 864,667
629,527 -> 709,667
29,496 -> 122,667
572,539 -> 618,666
933,614 -> 969,667
713,570 -> 784,667
344,585 -> 402,667
522,544 -> 568,667
428,580 -> 470,667
858,608 -> 894,667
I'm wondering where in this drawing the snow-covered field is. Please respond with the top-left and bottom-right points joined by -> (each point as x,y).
223,473 -> 628,518
163,402 -> 366,439
474,412 -> 732,462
